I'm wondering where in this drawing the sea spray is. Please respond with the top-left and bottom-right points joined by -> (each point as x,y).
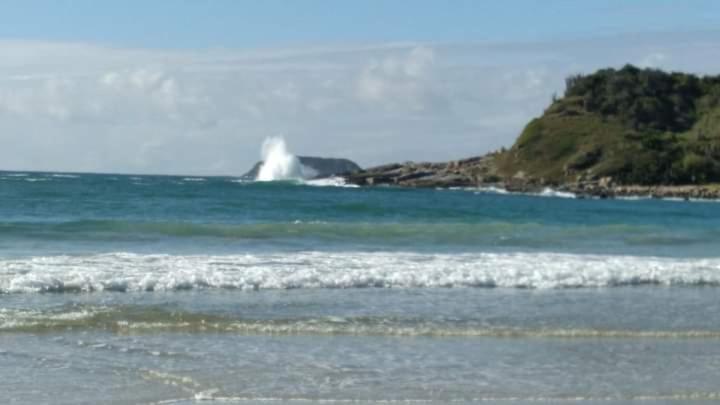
256,137 -> 304,181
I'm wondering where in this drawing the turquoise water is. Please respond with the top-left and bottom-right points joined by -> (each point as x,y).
2,171 -> 719,257
2,171 -> 720,404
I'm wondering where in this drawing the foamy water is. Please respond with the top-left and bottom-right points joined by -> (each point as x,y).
305,176 -> 359,188
2,251 -> 720,293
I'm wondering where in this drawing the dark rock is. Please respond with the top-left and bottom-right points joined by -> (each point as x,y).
242,156 -> 361,179
396,171 -> 435,182
341,149 -> 720,200
345,154 -> 499,189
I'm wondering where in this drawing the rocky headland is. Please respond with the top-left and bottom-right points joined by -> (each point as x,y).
344,156 -> 720,199
345,65 -> 720,200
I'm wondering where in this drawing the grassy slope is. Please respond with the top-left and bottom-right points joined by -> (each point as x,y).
496,73 -> 720,186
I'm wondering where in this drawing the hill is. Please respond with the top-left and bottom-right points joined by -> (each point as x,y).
496,64 -> 720,185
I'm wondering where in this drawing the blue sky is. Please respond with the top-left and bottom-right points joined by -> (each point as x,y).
0,0 -> 718,48
0,1 -> 719,174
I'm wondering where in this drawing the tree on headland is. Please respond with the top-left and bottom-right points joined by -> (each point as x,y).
499,65 -> 720,185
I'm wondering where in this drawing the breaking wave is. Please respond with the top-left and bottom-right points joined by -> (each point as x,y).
2,251 -> 720,293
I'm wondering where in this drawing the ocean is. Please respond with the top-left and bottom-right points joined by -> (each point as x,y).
2,170 -> 720,404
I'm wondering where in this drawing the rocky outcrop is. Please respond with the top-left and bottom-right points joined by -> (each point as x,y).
345,154 -> 501,188
243,156 -> 361,179
561,182 -> 720,200
344,154 -> 720,200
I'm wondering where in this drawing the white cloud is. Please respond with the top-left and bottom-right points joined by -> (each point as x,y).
638,52 -> 668,69
355,46 -> 442,112
0,32 -> 719,174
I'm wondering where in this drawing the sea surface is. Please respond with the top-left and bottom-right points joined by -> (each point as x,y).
2,171 -> 720,404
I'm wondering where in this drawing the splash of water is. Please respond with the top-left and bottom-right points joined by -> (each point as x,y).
256,137 -> 304,181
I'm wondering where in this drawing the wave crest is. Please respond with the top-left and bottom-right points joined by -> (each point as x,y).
2,252 -> 720,293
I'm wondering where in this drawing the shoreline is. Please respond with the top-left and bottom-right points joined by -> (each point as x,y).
343,157 -> 720,200
501,183 -> 720,201
557,183 -> 720,201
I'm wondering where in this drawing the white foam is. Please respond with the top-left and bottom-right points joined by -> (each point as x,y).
474,186 -> 509,195
304,176 -> 359,188
615,195 -> 720,204
539,187 -> 576,199
256,137 -> 305,181
50,174 -> 80,178
616,195 -> 651,201
473,186 -> 576,199
181,177 -> 206,182
2,252 -> 720,293
478,187 -> 719,203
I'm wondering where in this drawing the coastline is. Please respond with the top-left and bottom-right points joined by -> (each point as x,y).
344,156 -> 720,200
558,183 -> 720,200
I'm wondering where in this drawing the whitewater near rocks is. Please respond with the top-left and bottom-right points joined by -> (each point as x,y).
256,137 -> 306,181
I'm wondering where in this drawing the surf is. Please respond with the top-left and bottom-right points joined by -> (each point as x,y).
3,251 -> 720,293
256,136 -> 305,181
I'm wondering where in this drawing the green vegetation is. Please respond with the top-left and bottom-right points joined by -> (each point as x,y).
497,65 -> 720,185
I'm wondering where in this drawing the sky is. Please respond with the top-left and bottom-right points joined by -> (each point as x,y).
0,1 -> 719,174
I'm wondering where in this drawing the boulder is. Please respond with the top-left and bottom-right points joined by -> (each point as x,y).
242,156 -> 361,179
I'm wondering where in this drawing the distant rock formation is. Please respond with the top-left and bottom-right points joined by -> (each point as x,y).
345,155 -> 500,188
242,156 -> 361,180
